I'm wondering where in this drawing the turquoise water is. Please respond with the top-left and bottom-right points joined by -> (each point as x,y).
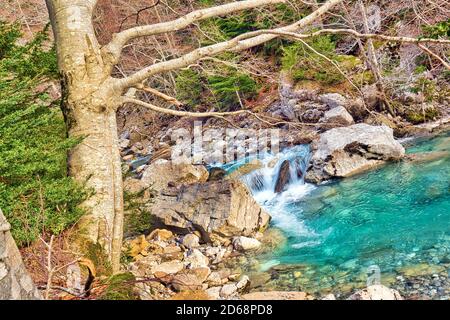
228,132 -> 450,295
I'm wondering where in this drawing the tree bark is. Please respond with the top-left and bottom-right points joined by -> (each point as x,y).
46,0 -> 124,273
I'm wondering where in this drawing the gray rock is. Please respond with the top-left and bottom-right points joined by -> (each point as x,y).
319,93 -> 348,109
220,283 -> 238,298
185,249 -> 209,269
141,161 -> 209,192
119,138 -> 130,150
206,286 -> 222,300
182,234 -> 200,249
348,285 -> 403,300
233,236 -> 262,251
237,275 -> 250,290
274,160 -> 291,193
306,124 -> 405,183
150,179 -> 271,239
171,267 -> 211,292
0,209 -> 42,300
151,261 -> 184,276
320,106 -> 354,126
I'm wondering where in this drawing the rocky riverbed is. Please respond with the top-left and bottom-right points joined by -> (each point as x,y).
116,70 -> 449,300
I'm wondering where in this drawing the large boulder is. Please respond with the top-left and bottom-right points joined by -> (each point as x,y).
306,124 -> 405,183
0,209 -> 42,300
150,179 -> 271,240
140,160 -> 209,192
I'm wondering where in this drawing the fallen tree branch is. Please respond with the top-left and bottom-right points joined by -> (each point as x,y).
123,97 -> 341,128
121,97 -> 247,118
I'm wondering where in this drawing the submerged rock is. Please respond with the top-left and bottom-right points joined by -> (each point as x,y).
150,179 -> 271,240
306,124 -> 405,183
396,263 -> 446,277
241,291 -> 310,300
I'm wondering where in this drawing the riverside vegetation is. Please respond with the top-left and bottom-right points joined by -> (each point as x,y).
0,0 -> 449,300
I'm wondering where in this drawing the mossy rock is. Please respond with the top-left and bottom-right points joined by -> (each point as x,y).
351,71 -> 375,85
406,107 -> 440,124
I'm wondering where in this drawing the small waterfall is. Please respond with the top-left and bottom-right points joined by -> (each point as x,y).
239,144 -> 311,195
212,145 -> 318,241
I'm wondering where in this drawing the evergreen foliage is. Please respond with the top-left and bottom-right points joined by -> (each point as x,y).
0,22 -> 87,246
281,35 -> 346,85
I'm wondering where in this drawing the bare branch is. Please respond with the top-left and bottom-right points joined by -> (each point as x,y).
118,0 -> 161,32
418,44 -> 450,71
121,97 -> 247,118
231,0 -> 344,51
102,0 -> 286,63
248,29 -> 450,71
122,97 -> 335,128
254,29 -> 450,45
115,0 -> 344,91
137,86 -> 183,106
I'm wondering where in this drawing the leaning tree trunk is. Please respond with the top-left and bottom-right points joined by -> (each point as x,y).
46,0 -> 124,273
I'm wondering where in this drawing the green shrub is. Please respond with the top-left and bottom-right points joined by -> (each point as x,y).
207,70 -> 258,109
414,65 -> 428,74
199,4 -> 305,54
422,19 -> 450,39
175,64 -> 259,111
281,35 -> 349,85
175,69 -> 203,108
123,188 -> 155,237
0,22 -> 87,246
410,76 -> 437,102
406,107 -> 440,124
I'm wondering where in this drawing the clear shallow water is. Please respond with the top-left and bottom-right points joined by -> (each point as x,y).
219,132 -> 450,295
